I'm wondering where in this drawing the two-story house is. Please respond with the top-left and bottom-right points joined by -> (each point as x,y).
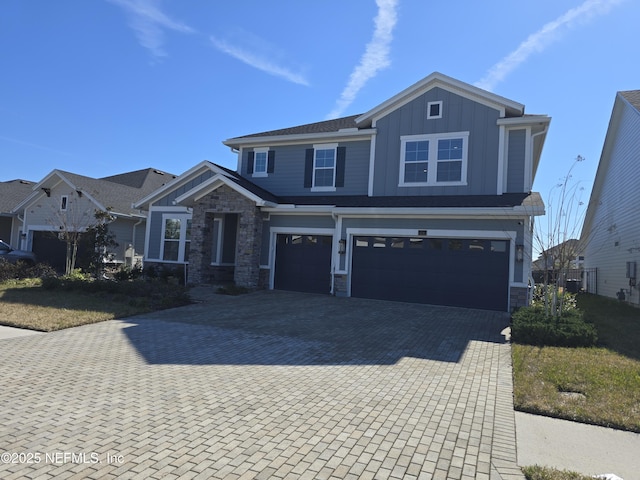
139,72 -> 550,311
581,90 -> 640,303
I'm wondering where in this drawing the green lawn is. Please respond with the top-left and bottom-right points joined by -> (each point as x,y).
0,278 -> 191,331
513,293 -> 640,479
512,293 -> 640,433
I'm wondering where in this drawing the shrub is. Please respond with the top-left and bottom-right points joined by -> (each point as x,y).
511,306 -> 598,348
531,284 -> 578,313
0,259 -> 57,283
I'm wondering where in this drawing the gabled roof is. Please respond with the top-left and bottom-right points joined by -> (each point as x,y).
581,90 -> 640,239
227,115 -> 361,141
0,179 -> 36,213
13,168 -> 176,217
620,90 -> 640,111
101,168 -> 176,191
223,72 -> 536,150
355,72 -> 524,126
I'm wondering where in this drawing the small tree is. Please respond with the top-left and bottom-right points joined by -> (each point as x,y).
532,155 -> 588,316
85,209 -> 118,278
48,191 -> 93,275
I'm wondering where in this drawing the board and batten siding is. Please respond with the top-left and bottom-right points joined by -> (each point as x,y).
506,129 -> 526,193
584,98 -> 640,303
240,141 -> 371,196
154,171 -> 216,207
372,87 -> 502,196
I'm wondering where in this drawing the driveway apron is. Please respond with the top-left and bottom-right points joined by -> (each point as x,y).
0,290 -> 523,480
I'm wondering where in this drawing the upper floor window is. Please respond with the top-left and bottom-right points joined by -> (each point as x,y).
313,144 -> 337,190
304,144 -> 346,190
427,101 -> 443,119
399,132 -> 468,186
60,195 -> 68,211
247,148 -> 274,177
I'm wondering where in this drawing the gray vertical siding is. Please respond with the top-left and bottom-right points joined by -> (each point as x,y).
372,87 -> 501,196
155,171 -> 216,206
147,211 -> 164,259
239,140 -> 371,196
506,129 -> 526,193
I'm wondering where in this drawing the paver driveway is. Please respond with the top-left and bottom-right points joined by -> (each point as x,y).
0,290 -> 523,480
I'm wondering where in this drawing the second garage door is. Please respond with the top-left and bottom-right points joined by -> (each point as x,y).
351,236 -> 510,311
274,234 -> 332,294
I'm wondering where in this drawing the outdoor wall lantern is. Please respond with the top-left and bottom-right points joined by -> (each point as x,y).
516,244 -> 524,262
338,239 -> 346,254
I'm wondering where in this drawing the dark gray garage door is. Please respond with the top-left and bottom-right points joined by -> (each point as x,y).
351,236 -> 510,311
32,231 -> 68,271
274,234 -> 332,294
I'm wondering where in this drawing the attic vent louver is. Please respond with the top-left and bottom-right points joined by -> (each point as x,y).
153,170 -> 165,175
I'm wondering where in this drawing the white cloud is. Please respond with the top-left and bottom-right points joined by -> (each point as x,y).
327,0 -> 399,119
475,0 -> 625,91
210,35 -> 309,86
107,0 -> 195,58
0,135 -> 73,157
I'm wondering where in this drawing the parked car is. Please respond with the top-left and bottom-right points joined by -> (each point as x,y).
0,240 -> 37,264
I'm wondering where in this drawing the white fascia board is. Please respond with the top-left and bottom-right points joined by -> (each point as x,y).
174,175 -> 276,207
133,161 -> 220,209
12,172 -> 107,214
12,170 -> 67,212
223,129 -> 376,149
496,115 -> 551,126
356,72 -> 524,126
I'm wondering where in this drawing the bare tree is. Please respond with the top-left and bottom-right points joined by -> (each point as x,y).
532,155 -> 589,315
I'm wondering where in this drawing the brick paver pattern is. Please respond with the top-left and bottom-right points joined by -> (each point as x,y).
0,290 -> 523,479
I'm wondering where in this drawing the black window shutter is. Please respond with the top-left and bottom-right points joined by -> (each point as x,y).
267,150 -> 275,173
304,149 -> 314,188
247,151 -> 255,174
335,146 -> 346,187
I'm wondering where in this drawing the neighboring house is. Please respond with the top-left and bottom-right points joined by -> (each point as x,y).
531,239 -> 584,288
0,179 -> 36,247
142,72 -> 550,311
581,90 -> 640,303
532,239 -> 582,272
12,168 -> 175,271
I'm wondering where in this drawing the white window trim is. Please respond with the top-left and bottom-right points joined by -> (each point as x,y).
427,101 -> 443,119
60,195 -> 68,211
399,131 -> 469,187
210,218 -> 223,265
311,143 -> 338,192
252,147 -> 269,178
159,213 -> 192,263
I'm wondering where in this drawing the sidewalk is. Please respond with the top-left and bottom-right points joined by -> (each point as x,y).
0,324 -> 44,340
516,411 -> 640,480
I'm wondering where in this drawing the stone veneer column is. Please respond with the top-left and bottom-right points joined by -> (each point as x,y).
187,185 -> 262,288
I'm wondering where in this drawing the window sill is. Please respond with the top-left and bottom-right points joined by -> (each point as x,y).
252,172 -> 268,178
311,186 -> 337,192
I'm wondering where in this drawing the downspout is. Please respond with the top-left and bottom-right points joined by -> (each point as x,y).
331,211 -> 340,295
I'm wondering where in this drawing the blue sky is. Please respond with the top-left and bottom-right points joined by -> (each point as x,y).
2,0 -> 638,217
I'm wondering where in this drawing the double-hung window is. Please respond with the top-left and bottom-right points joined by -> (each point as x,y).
399,132 -> 468,186
312,143 -> 337,191
252,147 -> 268,177
161,214 -> 192,263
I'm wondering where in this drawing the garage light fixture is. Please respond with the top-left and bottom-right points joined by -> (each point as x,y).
516,244 -> 524,262
338,239 -> 346,254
